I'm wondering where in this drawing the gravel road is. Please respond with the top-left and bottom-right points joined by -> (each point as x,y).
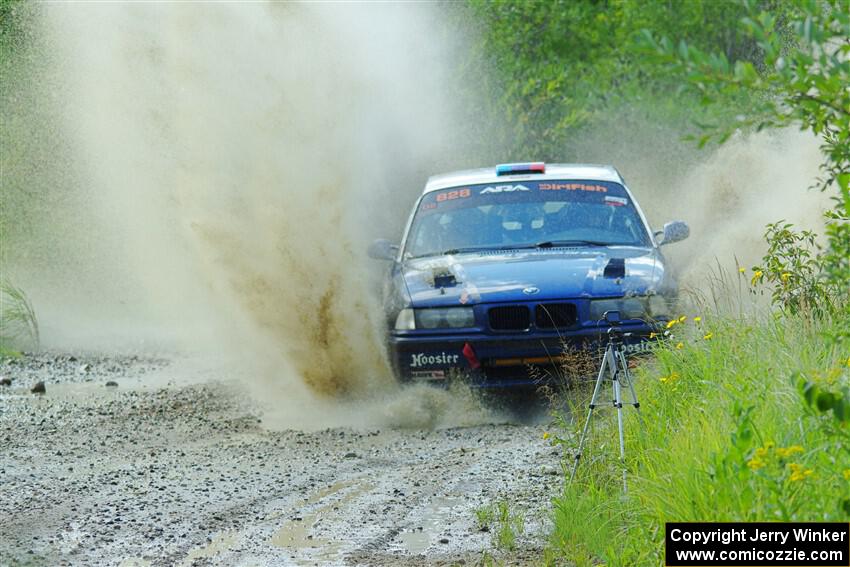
0,354 -> 562,566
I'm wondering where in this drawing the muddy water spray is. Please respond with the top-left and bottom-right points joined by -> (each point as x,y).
645,130 -> 828,286
575,124 -> 830,294
37,4 -> 469,398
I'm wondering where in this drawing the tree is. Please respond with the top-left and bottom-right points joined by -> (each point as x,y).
642,0 -> 850,295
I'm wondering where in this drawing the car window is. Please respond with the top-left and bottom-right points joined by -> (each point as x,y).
405,180 -> 649,258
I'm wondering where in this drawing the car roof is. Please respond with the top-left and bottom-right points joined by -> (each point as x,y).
423,163 -> 624,193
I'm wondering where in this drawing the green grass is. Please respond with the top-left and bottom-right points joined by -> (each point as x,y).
0,278 -> 39,353
548,299 -> 850,566
475,504 -> 496,530
475,500 -> 526,553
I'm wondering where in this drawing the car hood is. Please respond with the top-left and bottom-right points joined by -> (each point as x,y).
401,247 -> 667,307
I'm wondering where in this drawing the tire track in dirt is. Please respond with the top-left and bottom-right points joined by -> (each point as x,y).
1,354 -> 561,566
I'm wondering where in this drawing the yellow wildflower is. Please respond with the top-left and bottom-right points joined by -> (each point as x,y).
678,315 -> 687,323
738,267 -> 746,274
649,332 -> 657,339
747,458 -> 765,471
787,463 -> 814,482
751,270 -> 764,286
666,319 -> 677,329
776,445 -> 804,459
543,431 -> 550,440
693,316 -> 702,323
825,367 -> 842,385
843,469 -> 850,481
703,332 -> 713,340
845,356 -> 850,368
781,272 -> 791,282
660,372 -> 680,384
754,447 -> 769,459
676,342 -> 684,350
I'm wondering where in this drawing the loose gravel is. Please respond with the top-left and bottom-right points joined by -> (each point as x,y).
0,353 -> 561,566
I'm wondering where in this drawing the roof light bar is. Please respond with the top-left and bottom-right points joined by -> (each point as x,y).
496,162 -> 545,176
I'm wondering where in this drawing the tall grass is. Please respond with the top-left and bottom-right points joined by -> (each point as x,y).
548,283 -> 850,566
0,278 -> 39,354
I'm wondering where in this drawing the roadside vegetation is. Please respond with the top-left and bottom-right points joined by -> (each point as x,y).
462,0 -> 792,165
551,281 -> 849,565
1,1 -> 42,357
0,279 -> 39,356
491,1 -> 849,564
460,0 -> 848,564
476,500 -> 527,553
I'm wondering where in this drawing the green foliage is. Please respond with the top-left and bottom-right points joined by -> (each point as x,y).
465,0 -> 771,160
822,173 -> 850,287
551,310 -> 850,565
797,367 -> 850,428
0,0 -> 31,54
1,0 -> 52,269
544,4 -> 850,562
474,504 -> 495,529
749,221 -> 837,316
0,278 -> 38,352
475,500 -> 525,552
493,501 -> 524,552
642,0 -> 850,289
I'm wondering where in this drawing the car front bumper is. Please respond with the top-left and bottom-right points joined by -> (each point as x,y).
388,323 -> 657,388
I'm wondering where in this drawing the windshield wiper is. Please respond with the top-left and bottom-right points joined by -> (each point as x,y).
411,241 -> 610,259
406,247 -> 497,259
534,239 -> 611,248
440,245 -> 520,255
442,242 -> 609,255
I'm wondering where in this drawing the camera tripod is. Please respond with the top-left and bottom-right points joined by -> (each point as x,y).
568,316 -> 642,493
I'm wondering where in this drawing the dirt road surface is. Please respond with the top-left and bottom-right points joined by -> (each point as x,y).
0,354 -> 561,566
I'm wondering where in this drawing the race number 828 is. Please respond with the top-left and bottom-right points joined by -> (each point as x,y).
436,188 -> 471,202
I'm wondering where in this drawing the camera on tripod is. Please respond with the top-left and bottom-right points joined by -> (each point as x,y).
603,310 -> 630,341
570,309 -> 643,492
603,310 -> 622,325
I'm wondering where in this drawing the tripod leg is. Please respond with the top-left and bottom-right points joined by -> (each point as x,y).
617,350 -> 643,425
611,359 -> 628,493
569,349 -> 608,485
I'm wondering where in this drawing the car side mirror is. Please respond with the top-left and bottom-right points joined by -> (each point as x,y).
368,238 -> 398,260
657,220 -> 690,246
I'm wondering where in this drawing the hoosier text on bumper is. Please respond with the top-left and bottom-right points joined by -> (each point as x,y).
410,352 -> 460,368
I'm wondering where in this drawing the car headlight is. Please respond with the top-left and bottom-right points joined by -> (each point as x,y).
411,307 -> 475,330
418,308 -> 443,329
444,307 -> 475,328
590,299 -> 637,321
395,308 -> 416,330
589,296 -> 670,321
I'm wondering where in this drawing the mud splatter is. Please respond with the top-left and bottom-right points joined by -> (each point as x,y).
27,3 -> 467,404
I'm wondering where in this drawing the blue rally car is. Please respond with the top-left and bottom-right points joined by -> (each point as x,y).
368,163 -> 689,387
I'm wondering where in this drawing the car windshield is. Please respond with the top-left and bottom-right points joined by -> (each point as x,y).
404,179 -> 651,258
